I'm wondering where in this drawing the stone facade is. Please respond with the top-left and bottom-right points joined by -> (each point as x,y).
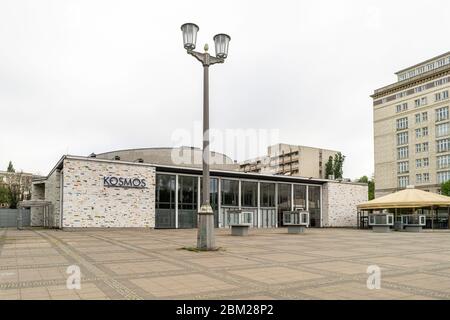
322,181 -> 368,227
372,52 -> 450,196
30,183 -> 45,226
45,170 -> 61,227
62,158 -> 155,228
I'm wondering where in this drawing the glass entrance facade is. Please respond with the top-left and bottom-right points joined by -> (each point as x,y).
155,173 -> 322,229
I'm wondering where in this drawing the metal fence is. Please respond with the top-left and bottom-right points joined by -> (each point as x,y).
0,209 -> 31,227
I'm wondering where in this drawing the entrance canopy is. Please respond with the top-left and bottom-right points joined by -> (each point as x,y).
357,187 -> 450,210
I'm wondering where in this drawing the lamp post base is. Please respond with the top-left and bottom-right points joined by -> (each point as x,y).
197,204 -> 216,250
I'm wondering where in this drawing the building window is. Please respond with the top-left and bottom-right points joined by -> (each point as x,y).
277,183 -> 291,210
308,186 -> 321,227
178,175 -> 198,210
260,182 -> 276,207
155,174 -> 176,228
415,143 -> 422,153
422,127 -> 428,136
396,117 -> 408,130
221,179 -> 239,206
398,161 -> 409,174
423,158 -> 429,167
422,142 -> 429,152
422,112 -> 428,121
416,174 -> 422,184
397,146 -> 409,159
436,122 -> 449,137
156,174 -> 176,210
435,90 -> 449,102
435,77 -> 449,87
397,132 -> 408,145
423,173 -> 430,182
415,85 -> 425,93
293,184 -> 307,209
414,97 -> 427,107
415,129 -> 421,139
415,113 -> 421,123
437,138 -> 450,153
178,175 -> 199,228
437,171 -> 450,184
396,104 -> 408,113
436,106 -> 449,122
416,159 -> 422,168
241,181 -> 257,207
437,154 -> 450,169
398,176 -> 409,188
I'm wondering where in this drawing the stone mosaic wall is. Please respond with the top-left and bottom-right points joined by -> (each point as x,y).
31,183 -> 45,226
62,158 -> 155,228
45,170 -> 61,227
322,181 -> 368,227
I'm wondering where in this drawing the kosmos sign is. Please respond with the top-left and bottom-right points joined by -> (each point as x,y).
103,176 -> 147,189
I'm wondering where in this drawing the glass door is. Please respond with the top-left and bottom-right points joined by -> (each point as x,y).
277,183 -> 291,227
155,174 -> 176,228
260,182 -> 276,228
308,185 -> 321,227
178,175 -> 198,228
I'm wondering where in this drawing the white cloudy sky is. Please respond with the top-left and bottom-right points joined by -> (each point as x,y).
1,0 -> 450,179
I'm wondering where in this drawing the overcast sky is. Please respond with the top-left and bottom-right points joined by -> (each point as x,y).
1,0 -> 450,179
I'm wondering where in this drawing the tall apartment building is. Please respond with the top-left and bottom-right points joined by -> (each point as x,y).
372,52 -> 450,197
239,143 -> 339,179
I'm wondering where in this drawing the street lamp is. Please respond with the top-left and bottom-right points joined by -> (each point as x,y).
181,23 -> 231,250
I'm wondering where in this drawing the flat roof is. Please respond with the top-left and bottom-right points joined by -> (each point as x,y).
37,155 -> 365,186
395,51 -> 450,75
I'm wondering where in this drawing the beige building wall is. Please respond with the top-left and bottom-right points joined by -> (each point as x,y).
372,52 -> 450,197
240,143 -> 340,179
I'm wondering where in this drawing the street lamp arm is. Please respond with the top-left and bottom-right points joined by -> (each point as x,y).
187,50 -> 224,66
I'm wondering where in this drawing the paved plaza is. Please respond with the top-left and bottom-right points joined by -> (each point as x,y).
1,227 -> 450,299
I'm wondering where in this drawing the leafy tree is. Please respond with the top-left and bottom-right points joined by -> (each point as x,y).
441,180 -> 450,196
333,152 -> 345,179
0,186 -> 11,205
7,161 -> 15,173
325,156 -> 334,179
5,171 -> 28,209
358,175 -> 375,200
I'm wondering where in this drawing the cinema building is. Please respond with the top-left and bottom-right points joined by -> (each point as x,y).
30,148 -> 367,229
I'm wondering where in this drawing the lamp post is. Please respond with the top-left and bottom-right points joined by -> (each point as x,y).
181,23 -> 231,250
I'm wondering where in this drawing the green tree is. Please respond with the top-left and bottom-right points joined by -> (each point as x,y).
0,185 -> 11,205
358,175 -> 375,200
333,152 -> 345,179
441,180 -> 450,196
7,161 -> 15,173
325,156 -> 334,179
